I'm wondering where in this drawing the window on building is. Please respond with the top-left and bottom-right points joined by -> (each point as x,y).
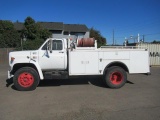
63,32 -> 69,35
70,32 -> 76,35
52,30 -> 62,34
76,33 -> 85,39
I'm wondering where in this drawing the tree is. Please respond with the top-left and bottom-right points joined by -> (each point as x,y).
0,20 -> 20,48
22,16 -> 51,40
21,16 -> 52,50
23,17 -> 39,40
90,27 -> 107,47
152,40 -> 160,44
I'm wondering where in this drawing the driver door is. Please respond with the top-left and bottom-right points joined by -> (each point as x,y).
38,40 -> 65,70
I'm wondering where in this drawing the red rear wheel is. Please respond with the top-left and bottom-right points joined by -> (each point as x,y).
104,66 -> 127,88
110,72 -> 123,85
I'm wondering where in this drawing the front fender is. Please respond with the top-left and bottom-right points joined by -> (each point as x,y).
10,61 -> 44,80
30,61 -> 44,80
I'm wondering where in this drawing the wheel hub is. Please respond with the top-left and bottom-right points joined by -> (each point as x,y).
18,72 -> 34,87
110,72 -> 123,85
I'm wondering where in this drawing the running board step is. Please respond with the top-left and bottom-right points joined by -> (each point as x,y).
44,71 -> 68,79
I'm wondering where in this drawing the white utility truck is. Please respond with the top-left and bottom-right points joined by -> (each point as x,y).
8,38 -> 150,91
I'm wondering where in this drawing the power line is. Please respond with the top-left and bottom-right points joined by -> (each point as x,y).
114,33 -> 160,39
142,33 -> 160,36
111,18 -> 160,34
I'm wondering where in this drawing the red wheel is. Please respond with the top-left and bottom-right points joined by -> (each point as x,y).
18,72 -> 34,88
104,66 -> 127,88
13,67 -> 40,91
110,72 -> 123,85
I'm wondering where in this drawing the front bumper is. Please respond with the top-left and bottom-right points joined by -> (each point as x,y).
8,70 -> 14,79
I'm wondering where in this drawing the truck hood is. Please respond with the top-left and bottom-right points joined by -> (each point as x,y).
9,50 -> 38,66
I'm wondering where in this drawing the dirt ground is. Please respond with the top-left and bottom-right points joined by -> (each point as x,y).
0,65 -> 160,120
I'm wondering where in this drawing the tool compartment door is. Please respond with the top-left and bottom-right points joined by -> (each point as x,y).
69,51 -> 99,75
85,51 -> 99,74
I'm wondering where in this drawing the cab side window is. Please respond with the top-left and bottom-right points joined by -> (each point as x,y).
53,40 -> 63,50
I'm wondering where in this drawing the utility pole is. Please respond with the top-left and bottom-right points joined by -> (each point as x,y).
143,35 -> 145,42
138,33 -> 140,43
113,29 -> 114,45
21,38 -> 23,50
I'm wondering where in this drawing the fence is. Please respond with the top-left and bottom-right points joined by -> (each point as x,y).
0,48 -> 14,65
138,43 -> 160,66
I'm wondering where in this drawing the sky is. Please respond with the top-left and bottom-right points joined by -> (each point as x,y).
0,0 -> 160,45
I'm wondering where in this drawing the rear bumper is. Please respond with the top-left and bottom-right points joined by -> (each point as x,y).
8,70 -> 14,79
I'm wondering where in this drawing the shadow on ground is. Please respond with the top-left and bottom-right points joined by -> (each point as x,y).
6,75 -> 134,91
39,76 -> 106,88
6,78 -> 17,90
6,78 -> 13,87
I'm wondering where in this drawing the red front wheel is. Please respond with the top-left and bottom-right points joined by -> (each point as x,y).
18,72 -> 34,88
13,67 -> 40,91
104,66 -> 127,88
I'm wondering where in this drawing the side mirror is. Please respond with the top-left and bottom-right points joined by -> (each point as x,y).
48,39 -> 52,53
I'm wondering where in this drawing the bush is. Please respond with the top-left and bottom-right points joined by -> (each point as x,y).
23,39 -> 44,50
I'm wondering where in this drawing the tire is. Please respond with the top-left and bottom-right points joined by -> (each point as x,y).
13,67 -> 40,91
104,66 -> 127,89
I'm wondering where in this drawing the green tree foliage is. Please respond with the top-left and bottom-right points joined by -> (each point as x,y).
90,27 -> 107,47
22,16 -> 52,40
152,40 -> 160,44
21,17 -> 52,50
0,17 -> 51,49
23,17 -> 37,40
0,20 -> 20,48
22,39 -> 44,50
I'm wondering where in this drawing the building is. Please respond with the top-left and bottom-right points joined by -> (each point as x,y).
14,22 -> 89,41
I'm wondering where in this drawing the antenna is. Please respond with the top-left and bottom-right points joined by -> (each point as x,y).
138,33 -> 140,43
113,29 -> 114,45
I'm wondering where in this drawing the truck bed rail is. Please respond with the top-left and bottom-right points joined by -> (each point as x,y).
100,46 -> 147,49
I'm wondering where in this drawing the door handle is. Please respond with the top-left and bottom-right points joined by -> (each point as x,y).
59,52 -> 64,53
